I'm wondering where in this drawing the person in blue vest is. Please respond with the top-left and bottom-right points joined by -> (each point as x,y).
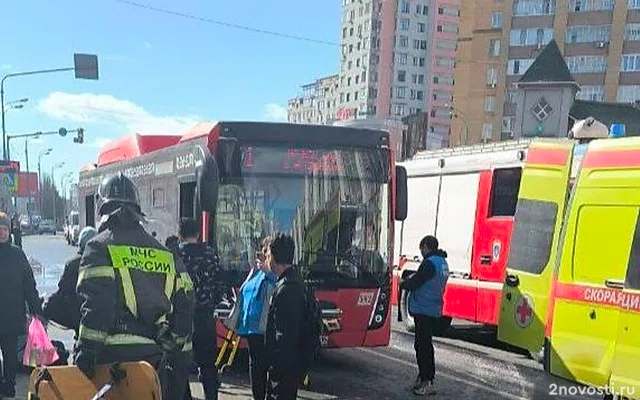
400,235 -> 449,396
224,237 -> 277,400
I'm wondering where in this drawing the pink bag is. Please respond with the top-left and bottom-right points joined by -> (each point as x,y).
22,317 -> 59,367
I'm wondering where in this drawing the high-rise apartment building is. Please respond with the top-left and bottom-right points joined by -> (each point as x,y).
453,0 -> 640,146
288,0 -> 460,148
287,75 -> 339,125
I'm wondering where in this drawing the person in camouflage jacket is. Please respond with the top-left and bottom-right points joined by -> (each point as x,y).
177,217 -> 225,400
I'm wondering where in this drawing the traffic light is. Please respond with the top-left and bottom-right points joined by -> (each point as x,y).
74,128 -> 84,144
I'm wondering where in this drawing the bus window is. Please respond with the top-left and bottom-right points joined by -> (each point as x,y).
180,181 -> 196,218
625,212 -> 640,290
85,195 -> 95,227
489,167 -> 522,217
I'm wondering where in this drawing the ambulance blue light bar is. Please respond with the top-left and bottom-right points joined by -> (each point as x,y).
609,124 -> 625,138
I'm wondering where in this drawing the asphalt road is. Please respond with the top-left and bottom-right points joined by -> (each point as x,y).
15,234 -> 603,399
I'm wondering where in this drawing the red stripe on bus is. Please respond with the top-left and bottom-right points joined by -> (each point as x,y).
526,148 -> 569,166
581,149 -> 640,169
554,282 -> 640,313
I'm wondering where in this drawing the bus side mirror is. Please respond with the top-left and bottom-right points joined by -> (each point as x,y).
196,146 -> 219,213
395,165 -> 407,221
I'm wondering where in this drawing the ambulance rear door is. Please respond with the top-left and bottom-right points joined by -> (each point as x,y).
497,139 -> 574,354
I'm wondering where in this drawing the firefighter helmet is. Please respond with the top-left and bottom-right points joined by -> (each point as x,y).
97,172 -> 142,215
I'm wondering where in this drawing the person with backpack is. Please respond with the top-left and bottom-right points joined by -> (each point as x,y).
224,236 -> 277,400
264,233 -> 311,400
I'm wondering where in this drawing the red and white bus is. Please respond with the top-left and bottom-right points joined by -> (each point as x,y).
77,121 -> 407,349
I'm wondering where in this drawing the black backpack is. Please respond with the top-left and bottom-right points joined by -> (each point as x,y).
299,283 -> 323,381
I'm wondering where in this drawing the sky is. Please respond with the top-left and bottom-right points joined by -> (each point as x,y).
0,0 -> 341,189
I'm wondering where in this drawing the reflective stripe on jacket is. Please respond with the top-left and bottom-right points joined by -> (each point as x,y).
75,222 -> 195,362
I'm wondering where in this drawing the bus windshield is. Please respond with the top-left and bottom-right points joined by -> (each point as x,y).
215,145 -> 390,288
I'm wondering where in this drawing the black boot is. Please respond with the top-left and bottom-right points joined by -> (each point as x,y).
0,380 -> 16,398
199,367 -> 219,400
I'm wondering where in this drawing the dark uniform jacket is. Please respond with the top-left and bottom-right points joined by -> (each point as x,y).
265,267 -> 306,379
42,253 -> 82,333
0,241 -> 41,336
75,220 -> 195,364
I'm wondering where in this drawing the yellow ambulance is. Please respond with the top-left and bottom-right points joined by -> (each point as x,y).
497,123 -> 640,399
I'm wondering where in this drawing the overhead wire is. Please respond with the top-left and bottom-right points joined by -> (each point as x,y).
111,0 -> 343,47
109,0 -> 507,69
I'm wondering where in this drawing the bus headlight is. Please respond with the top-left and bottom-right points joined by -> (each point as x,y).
368,284 -> 390,330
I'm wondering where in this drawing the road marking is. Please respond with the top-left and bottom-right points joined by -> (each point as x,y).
357,348 -> 531,400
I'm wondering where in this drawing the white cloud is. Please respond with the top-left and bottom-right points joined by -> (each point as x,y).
89,137 -> 114,149
143,41 -> 153,49
263,103 -> 288,122
1,64 -> 12,71
38,92 -> 200,134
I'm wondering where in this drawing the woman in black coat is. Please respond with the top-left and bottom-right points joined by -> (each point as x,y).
0,212 -> 42,398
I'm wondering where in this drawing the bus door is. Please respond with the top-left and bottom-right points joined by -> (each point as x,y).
497,140 -> 574,354
610,212 -> 640,397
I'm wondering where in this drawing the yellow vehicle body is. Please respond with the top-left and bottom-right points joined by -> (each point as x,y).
497,137 -> 640,398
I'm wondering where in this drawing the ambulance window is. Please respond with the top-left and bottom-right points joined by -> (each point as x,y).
489,167 -> 522,217
573,206 -> 635,286
625,211 -> 640,290
508,199 -> 556,274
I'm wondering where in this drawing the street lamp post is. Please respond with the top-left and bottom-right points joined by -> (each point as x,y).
38,147 -> 52,217
51,162 -> 65,227
61,172 -> 73,219
1,53 -> 99,160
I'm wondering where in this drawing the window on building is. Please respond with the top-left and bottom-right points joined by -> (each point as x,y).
621,54 -> 640,72
489,39 -> 501,56
510,28 -> 553,46
394,104 -> 406,116
531,97 -> 554,121
418,22 -> 426,33
566,25 -> 612,43
400,18 -> 410,30
566,55 -> 608,73
617,85 -> 640,102
397,70 -> 407,82
575,85 -> 605,101
486,68 -> 498,86
413,39 -> 421,49
570,0 -> 615,12
416,90 -> 424,100
401,0 -> 410,13
418,74 -> 425,84
626,23 -> 640,41
492,12 -> 503,28
512,0 -> 556,16
482,123 -> 493,141
398,53 -> 408,65
399,35 -> 409,47
484,96 -> 496,112
502,116 -> 516,134
507,58 -> 535,75
631,0 -> 640,9
396,86 -> 407,99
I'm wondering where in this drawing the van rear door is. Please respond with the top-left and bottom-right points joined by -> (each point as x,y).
497,140 -> 574,354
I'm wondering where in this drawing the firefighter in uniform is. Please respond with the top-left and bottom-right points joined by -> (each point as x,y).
73,173 -> 195,398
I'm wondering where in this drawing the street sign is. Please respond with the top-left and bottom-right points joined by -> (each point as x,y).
74,53 -> 99,80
